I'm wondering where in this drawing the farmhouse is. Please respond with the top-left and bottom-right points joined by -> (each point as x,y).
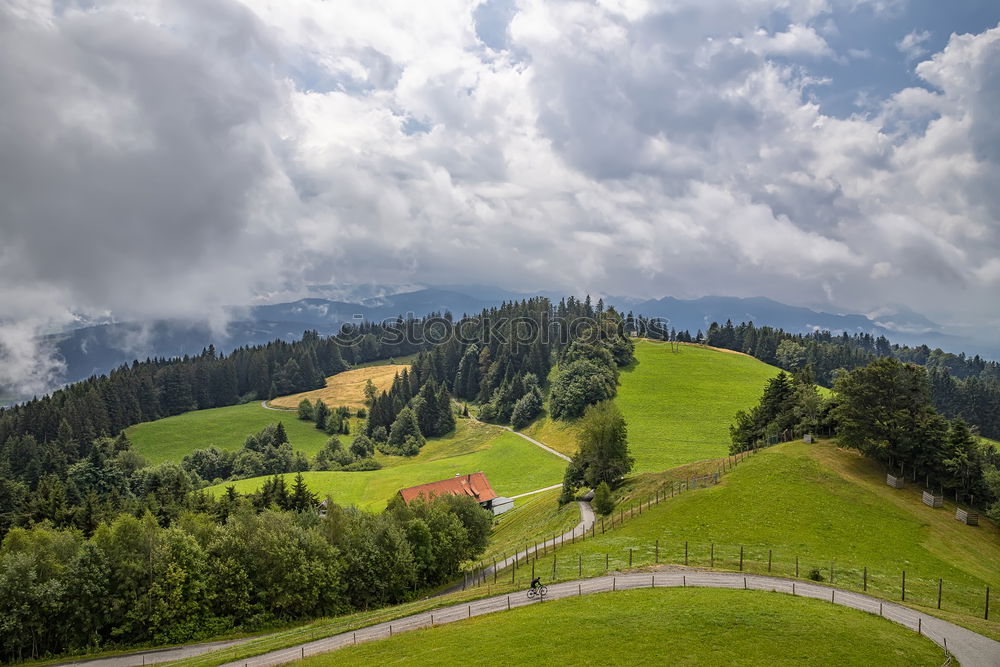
398,472 -> 504,512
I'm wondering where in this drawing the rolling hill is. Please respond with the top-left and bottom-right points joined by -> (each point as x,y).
523,340 -> 791,471
616,340 -> 788,472
492,440 -> 1000,637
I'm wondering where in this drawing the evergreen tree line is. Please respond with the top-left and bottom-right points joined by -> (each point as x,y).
0,488 -> 491,662
0,321 -> 434,483
730,358 -> 1000,520
626,315 -> 1000,440
365,296 -> 635,443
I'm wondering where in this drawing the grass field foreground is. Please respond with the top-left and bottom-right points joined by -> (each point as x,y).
298,588 -> 945,666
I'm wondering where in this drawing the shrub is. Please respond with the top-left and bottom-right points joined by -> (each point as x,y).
808,568 -> 824,582
549,359 -> 617,420
592,481 -> 614,515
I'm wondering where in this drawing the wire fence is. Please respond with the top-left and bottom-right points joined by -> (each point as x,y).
462,447 -> 995,624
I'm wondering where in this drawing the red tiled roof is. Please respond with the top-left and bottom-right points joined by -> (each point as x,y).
398,472 -> 498,505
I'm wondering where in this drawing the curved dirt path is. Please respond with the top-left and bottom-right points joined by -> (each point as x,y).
501,425 -> 571,462
216,571 -> 1000,667
260,400 -> 296,412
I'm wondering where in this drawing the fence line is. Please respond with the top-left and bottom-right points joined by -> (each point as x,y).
474,537 -> 994,622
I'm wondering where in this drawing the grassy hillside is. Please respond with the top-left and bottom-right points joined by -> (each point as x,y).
617,341 -> 785,472
126,362 -> 413,464
521,341 -> 790,469
126,402 -> 335,465
299,589 -> 944,666
204,424 -> 566,511
496,441 -> 1000,634
269,364 -> 411,410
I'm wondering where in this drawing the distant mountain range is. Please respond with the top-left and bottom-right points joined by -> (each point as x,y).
41,286 -> 997,386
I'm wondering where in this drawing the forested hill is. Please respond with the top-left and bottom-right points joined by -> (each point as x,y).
628,315 -> 1000,440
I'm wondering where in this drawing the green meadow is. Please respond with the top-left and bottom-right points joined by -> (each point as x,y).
299,588 -> 944,666
204,427 -> 566,511
126,402 -> 334,465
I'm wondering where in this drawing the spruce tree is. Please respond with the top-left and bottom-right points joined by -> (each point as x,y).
314,400 -> 331,431
274,421 -> 289,445
436,385 -> 455,434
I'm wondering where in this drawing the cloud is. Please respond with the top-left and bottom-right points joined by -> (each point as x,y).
897,29 -> 931,61
740,24 -> 836,59
1,1 -> 999,393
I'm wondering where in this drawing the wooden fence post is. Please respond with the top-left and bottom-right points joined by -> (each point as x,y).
739,546 -> 743,571
902,570 -> 906,601
579,554 -> 582,577
768,550 -> 772,573
685,541 -> 688,566
795,556 -> 799,578
710,543 -> 714,568
987,586 -> 991,620
552,555 -> 556,579
655,539 -> 659,563
629,548 -> 633,567
606,553 -> 609,571
938,579 -> 942,610
863,567 -> 867,592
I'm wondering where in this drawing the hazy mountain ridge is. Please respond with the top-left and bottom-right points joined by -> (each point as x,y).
40,286 -> 997,387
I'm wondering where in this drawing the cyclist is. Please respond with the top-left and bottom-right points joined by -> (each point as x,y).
530,576 -> 542,591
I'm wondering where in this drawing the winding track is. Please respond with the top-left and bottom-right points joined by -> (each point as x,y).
260,400 -> 295,412
212,571 -> 1000,667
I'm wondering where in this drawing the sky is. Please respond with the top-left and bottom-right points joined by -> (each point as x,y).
1,0 -> 1000,393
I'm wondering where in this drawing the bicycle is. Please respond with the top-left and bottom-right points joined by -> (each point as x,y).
526,584 -> 548,600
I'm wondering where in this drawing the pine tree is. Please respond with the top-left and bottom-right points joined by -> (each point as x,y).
314,400 -> 331,431
290,472 -> 317,511
436,385 -> 456,435
274,422 -> 289,445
